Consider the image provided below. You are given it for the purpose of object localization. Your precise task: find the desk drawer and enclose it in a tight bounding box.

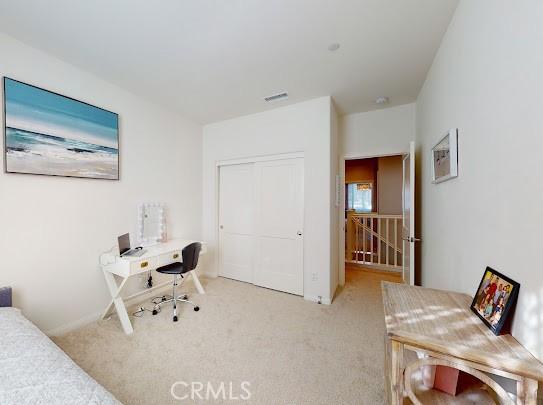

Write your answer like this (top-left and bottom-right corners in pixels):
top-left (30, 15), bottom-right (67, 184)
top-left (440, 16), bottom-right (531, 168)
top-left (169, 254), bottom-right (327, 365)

top-left (130, 257), bottom-right (158, 274)
top-left (158, 251), bottom-right (182, 266)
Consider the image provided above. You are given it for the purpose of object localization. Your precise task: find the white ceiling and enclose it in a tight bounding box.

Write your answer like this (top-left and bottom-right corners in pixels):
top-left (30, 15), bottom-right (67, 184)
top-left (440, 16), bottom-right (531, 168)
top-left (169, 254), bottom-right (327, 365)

top-left (0, 0), bottom-right (458, 124)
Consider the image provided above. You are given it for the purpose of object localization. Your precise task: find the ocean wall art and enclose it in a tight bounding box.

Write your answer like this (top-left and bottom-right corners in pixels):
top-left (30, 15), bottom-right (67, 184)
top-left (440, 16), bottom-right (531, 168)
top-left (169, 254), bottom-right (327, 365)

top-left (3, 77), bottom-right (119, 180)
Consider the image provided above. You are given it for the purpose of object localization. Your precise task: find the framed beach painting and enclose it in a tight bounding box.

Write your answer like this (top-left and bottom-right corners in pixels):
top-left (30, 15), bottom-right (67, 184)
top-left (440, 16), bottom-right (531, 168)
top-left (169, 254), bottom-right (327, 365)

top-left (3, 77), bottom-right (119, 180)
top-left (431, 128), bottom-right (458, 184)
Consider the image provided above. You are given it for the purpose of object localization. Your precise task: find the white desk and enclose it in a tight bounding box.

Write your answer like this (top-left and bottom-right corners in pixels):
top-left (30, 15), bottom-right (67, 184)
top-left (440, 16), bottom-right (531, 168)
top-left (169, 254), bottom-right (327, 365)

top-left (100, 239), bottom-right (206, 334)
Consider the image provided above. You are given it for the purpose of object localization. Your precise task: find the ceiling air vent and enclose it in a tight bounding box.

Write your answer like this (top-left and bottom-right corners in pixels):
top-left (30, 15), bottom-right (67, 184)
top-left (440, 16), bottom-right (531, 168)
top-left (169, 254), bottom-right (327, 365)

top-left (264, 92), bottom-right (289, 103)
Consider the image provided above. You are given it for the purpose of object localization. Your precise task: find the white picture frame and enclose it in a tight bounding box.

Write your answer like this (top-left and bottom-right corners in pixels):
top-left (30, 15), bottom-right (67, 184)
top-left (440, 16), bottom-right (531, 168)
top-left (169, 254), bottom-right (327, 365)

top-left (431, 128), bottom-right (458, 184)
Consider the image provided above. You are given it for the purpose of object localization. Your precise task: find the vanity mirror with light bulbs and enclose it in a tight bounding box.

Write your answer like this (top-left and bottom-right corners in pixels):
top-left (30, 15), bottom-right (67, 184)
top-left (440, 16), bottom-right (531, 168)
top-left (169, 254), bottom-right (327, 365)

top-left (138, 203), bottom-right (166, 246)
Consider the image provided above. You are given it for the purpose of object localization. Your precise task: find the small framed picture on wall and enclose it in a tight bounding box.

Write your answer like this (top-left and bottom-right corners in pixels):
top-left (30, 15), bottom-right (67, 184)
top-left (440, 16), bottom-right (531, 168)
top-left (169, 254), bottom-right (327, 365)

top-left (470, 267), bottom-right (520, 335)
top-left (431, 128), bottom-right (458, 183)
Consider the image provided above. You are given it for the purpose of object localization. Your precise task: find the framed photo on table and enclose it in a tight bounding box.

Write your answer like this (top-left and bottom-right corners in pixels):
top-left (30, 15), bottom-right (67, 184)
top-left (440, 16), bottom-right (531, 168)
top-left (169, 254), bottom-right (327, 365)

top-left (470, 267), bottom-right (520, 335)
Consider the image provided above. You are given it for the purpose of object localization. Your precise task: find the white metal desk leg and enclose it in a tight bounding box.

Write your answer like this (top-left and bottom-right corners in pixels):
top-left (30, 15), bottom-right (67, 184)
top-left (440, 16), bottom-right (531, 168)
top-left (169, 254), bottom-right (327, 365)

top-left (190, 270), bottom-right (205, 294)
top-left (102, 270), bottom-right (133, 335)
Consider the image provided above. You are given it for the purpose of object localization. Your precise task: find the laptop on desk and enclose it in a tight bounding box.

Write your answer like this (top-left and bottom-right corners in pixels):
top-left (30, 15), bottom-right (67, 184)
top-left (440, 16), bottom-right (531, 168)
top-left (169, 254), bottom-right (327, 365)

top-left (118, 233), bottom-right (146, 257)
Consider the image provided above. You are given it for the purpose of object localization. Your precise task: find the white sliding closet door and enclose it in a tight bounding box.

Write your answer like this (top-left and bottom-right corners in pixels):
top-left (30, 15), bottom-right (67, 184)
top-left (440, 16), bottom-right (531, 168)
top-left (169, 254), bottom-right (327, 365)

top-left (218, 157), bottom-right (304, 295)
top-left (218, 163), bottom-right (255, 283)
top-left (254, 158), bottom-right (304, 295)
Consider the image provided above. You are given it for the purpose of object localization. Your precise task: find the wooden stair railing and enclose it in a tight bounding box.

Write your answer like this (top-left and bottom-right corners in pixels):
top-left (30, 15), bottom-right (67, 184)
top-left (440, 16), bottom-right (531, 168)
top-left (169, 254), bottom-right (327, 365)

top-left (353, 217), bottom-right (402, 254)
top-left (346, 211), bottom-right (403, 270)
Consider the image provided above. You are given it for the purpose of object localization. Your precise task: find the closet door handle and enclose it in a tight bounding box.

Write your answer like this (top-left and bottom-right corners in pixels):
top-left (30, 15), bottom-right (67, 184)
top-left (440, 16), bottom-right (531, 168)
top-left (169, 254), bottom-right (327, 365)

top-left (297, 231), bottom-right (303, 236)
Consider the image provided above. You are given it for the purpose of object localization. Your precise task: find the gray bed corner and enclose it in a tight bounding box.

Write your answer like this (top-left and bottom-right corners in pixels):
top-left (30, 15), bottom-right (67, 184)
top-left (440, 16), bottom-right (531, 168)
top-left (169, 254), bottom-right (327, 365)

top-left (0, 286), bottom-right (12, 307)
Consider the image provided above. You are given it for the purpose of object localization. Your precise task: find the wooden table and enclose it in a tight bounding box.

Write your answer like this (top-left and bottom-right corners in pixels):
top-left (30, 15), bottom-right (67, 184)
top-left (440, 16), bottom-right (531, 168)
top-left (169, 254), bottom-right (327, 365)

top-left (382, 282), bottom-right (543, 404)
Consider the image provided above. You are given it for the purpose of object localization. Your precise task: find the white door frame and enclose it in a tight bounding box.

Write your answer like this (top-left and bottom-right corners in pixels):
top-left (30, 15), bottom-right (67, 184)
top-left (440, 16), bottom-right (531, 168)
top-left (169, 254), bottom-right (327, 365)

top-left (338, 151), bottom-right (408, 286)
top-left (402, 141), bottom-right (416, 285)
top-left (215, 151), bottom-right (305, 286)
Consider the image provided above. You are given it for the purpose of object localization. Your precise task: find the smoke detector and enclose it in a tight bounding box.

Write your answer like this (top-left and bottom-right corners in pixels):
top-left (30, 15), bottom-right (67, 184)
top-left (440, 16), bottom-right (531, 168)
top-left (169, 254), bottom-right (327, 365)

top-left (264, 92), bottom-right (289, 103)
top-left (375, 96), bottom-right (389, 105)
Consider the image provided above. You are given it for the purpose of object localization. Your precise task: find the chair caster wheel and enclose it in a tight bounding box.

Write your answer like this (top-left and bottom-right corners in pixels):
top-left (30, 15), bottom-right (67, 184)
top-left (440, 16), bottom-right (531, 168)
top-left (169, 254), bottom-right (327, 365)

top-left (173, 316), bottom-right (178, 322)
top-left (194, 306), bottom-right (200, 312)
top-left (182, 295), bottom-right (188, 300)
top-left (152, 310), bottom-right (158, 315)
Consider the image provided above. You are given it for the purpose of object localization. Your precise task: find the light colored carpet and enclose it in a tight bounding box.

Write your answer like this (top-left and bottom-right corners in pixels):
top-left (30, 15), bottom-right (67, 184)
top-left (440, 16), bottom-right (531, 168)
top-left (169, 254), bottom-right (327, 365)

top-left (53, 267), bottom-right (401, 405)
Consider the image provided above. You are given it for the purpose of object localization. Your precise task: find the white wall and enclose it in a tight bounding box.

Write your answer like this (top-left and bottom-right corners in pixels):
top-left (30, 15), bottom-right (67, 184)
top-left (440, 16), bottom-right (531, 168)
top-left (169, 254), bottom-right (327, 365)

top-left (341, 103), bottom-right (415, 158)
top-left (202, 97), bottom-right (335, 303)
top-left (416, 0), bottom-right (543, 361)
top-left (0, 34), bottom-right (202, 334)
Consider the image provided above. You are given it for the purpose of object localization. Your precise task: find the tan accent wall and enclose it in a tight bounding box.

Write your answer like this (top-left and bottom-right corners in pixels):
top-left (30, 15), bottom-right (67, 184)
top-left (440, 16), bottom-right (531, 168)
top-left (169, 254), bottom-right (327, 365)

top-left (377, 155), bottom-right (403, 215)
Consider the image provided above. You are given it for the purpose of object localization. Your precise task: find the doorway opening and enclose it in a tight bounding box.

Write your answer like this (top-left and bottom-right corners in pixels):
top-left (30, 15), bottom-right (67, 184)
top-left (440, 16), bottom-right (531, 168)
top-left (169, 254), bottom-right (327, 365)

top-left (344, 155), bottom-right (404, 276)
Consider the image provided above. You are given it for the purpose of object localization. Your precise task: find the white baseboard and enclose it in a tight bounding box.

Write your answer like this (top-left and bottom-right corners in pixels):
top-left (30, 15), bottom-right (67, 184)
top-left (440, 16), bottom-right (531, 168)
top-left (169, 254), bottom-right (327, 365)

top-left (199, 269), bottom-right (218, 278)
top-left (47, 282), bottom-right (331, 335)
top-left (304, 294), bottom-right (332, 305)
top-left (45, 282), bottom-right (175, 337)
top-left (346, 261), bottom-right (402, 274)
top-left (46, 310), bottom-right (102, 337)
